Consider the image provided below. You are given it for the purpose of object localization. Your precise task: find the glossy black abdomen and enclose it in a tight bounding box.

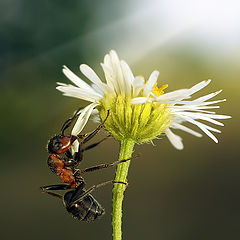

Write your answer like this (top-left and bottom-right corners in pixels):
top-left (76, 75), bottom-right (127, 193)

top-left (64, 190), bottom-right (105, 222)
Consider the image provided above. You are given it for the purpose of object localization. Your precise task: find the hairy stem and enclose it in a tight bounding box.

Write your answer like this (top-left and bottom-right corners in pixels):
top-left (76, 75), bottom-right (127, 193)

top-left (112, 139), bottom-right (135, 240)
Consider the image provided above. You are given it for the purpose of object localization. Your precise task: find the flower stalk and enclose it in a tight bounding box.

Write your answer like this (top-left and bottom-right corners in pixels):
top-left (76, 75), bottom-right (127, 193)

top-left (112, 138), bottom-right (135, 240)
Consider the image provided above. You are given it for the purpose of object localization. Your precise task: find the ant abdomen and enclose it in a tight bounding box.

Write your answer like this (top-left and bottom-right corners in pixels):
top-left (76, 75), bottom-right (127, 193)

top-left (64, 190), bottom-right (105, 222)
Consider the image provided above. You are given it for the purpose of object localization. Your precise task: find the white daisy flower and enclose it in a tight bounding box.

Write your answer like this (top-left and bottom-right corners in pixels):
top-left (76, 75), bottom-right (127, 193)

top-left (57, 50), bottom-right (231, 150)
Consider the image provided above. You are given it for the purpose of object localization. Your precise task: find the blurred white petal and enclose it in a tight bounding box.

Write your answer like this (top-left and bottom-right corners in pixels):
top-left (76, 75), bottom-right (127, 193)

top-left (72, 103), bottom-right (99, 136)
top-left (165, 128), bottom-right (184, 150)
top-left (62, 66), bottom-right (93, 92)
top-left (143, 71), bottom-right (159, 96)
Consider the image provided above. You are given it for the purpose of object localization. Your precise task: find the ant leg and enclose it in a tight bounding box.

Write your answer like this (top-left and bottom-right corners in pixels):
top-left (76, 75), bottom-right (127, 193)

top-left (70, 180), bottom-right (127, 205)
top-left (40, 184), bottom-right (71, 199)
top-left (72, 146), bottom-right (84, 165)
top-left (78, 110), bottom-right (110, 144)
top-left (65, 149), bottom-right (73, 159)
top-left (81, 135), bottom-right (111, 152)
top-left (75, 154), bottom-right (140, 175)
top-left (71, 134), bottom-right (111, 166)
top-left (67, 134), bottom-right (111, 167)
top-left (63, 141), bottom-right (84, 168)
top-left (62, 149), bottom-right (79, 167)
top-left (61, 107), bottom-right (82, 134)
top-left (41, 191), bottom-right (62, 199)
top-left (40, 184), bottom-right (72, 191)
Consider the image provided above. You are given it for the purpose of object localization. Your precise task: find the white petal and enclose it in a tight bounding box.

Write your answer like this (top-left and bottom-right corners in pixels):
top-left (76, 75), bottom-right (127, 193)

top-left (80, 64), bottom-right (112, 94)
top-left (175, 112), bottom-right (225, 126)
top-left (143, 71), bottom-right (159, 96)
top-left (91, 109), bottom-right (101, 123)
top-left (196, 125), bottom-right (218, 143)
top-left (56, 85), bottom-right (102, 102)
top-left (165, 128), bottom-right (184, 150)
top-left (72, 103), bottom-right (99, 136)
top-left (91, 83), bottom-right (104, 95)
top-left (132, 76), bottom-right (145, 96)
top-left (62, 66), bottom-right (93, 91)
top-left (71, 140), bottom-right (79, 154)
top-left (156, 89), bottom-right (190, 102)
top-left (101, 63), bottom-right (119, 94)
top-left (131, 97), bottom-right (151, 104)
top-left (191, 90), bottom-right (222, 103)
top-left (101, 54), bottom-right (120, 93)
top-left (188, 79), bottom-right (211, 95)
top-left (175, 114), bottom-right (220, 142)
top-left (172, 108), bottom-right (217, 114)
top-left (157, 80), bottom-right (211, 103)
top-left (176, 111), bottom-right (231, 126)
top-left (56, 82), bottom-right (72, 87)
top-left (171, 123), bottom-right (203, 137)
top-left (103, 52), bottom-right (115, 70)
top-left (102, 54), bottom-right (116, 90)
top-left (175, 114), bottom-right (221, 133)
top-left (194, 112), bottom-right (231, 119)
top-left (175, 99), bottom-right (226, 106)
top-left (120, 60), bottom-right (133, 96)
top-left (189, 110), bottom-right (216, 114)
top-left (110, 50), bottom-right (125, 95)
top-left (171, 105), bottom-right (220, 111)
top-left (133, 76), bottom-right (145, 87)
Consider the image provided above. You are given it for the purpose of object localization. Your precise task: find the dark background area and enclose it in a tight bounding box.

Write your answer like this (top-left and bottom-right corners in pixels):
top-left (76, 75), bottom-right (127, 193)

top-left (0, 1), bottom-right (239, 239)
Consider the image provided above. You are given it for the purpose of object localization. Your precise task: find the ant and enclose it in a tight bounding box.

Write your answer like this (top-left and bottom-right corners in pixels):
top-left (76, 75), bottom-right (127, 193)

top-left (46, 108), bottom-right (110, 188)
top-left (41, 108), bottom-right (138, 221)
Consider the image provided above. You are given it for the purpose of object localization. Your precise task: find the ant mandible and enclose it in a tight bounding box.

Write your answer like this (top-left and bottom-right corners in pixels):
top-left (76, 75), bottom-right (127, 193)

top-left (46, 108), bottom-right (110, 188)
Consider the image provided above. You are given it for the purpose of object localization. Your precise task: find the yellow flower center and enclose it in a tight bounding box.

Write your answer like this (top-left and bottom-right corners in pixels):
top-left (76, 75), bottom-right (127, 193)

top-left (98, 90), bottom-right (172, 143)
top-left (152, 84), bottom-right (168, 97)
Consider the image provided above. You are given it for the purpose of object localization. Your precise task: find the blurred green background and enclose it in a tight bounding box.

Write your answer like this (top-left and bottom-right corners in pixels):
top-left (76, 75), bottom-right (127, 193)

top-left (1, 0), bottom-right (239, 239)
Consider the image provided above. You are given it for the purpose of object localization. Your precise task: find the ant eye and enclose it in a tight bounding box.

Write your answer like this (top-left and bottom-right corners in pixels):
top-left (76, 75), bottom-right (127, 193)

top-left (48, 136), bottom-right (63, 153)
top-left (54, 141), bottom-right (62, 149)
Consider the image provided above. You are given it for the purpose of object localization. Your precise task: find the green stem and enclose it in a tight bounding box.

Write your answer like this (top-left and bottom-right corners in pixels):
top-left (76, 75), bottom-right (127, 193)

top-left (112, 138), bottom-right (135, 240)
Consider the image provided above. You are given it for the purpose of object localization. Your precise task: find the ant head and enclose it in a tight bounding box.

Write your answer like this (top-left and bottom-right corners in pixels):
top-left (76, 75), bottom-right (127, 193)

top-left (47, 135), bottom-right (77, 154)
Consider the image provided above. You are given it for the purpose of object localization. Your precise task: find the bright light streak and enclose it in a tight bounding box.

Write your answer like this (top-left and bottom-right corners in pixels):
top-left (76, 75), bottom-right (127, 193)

top-left (10, 0), bottom-right (240, 72)
top-left (153, 0), bottom-right (240, 44)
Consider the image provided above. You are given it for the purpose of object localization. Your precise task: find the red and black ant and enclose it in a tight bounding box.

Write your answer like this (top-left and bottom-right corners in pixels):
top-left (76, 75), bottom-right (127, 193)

top-left (41, 108), bottom-right (137, 221)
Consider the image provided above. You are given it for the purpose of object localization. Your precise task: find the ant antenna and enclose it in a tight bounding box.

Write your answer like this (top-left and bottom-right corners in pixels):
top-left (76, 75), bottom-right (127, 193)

top-left (61, 107), bottom-right (83, 135)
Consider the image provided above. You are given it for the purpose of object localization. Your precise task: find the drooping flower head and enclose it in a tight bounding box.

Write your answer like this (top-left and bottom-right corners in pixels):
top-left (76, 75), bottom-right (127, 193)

top-left (57, 50), bottom-right (231, 149)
